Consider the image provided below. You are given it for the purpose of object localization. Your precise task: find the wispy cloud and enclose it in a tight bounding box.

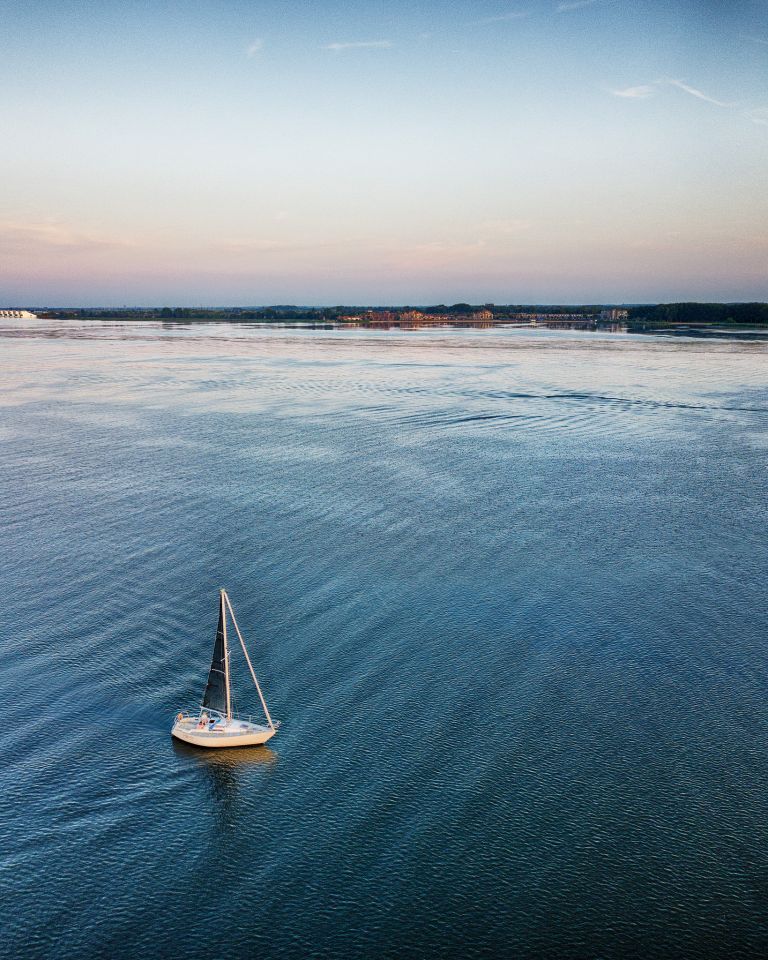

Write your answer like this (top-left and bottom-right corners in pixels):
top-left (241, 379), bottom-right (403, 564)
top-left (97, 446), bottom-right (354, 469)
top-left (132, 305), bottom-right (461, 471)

top-left (324, 40), bottom-right (392, 52)
top-left (610, 77), bottom-right (768, 129)
top-left (0, 221), bottom-right (130, 255)
top-left (479, 218), bottom-right (532, 235)
top-left (214, 238), bottom-right (302, 253)
top-left (406, 240), bottom-right (488, 262)
top-left (667, 79), bottom-right (735, 108)
top-left (611, 84), bottom-right (657, 99)
top-left (246, 38), bottom-right (264, 57)
top-left (474, 11), bottom-right (528, 24)
top-left (611, 78), bottom-right (738, 109)
top-left (557, 0), bottom-right (598, 11)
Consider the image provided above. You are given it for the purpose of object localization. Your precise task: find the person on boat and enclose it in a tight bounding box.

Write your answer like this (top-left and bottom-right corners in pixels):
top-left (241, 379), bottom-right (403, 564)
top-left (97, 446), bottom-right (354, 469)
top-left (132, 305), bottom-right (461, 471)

top-left (197, 712), bottom-right (208, 730)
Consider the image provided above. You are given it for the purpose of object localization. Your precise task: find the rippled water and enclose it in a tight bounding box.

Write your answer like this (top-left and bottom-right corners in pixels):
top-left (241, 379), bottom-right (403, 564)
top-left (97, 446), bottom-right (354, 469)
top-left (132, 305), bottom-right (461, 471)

top-left (1, 320), bottom-right (768, 959)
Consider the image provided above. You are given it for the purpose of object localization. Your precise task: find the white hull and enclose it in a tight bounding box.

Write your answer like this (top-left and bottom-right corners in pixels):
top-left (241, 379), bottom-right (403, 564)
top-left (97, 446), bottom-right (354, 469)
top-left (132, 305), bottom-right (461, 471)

top-left (172, 717), bottom-right (276, 749)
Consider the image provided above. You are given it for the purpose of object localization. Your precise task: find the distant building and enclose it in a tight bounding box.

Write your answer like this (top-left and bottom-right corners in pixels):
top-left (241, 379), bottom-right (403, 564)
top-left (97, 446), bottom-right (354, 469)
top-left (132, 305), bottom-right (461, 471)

top-left (600, 308), bottom-right (629, 321)
top-left (0, 309), bottom-right (37, 318)
top-left (399, 310), bottom-right (426, 325)
top-left (357, 311), bottom-right (397, 326)
top-left (471, 309), bottom-right (494, 322)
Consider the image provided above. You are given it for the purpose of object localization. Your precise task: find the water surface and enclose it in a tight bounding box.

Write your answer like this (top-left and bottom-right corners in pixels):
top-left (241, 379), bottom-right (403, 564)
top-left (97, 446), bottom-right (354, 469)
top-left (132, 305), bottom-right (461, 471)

top-left (1, 321), bottom-right (767, 959)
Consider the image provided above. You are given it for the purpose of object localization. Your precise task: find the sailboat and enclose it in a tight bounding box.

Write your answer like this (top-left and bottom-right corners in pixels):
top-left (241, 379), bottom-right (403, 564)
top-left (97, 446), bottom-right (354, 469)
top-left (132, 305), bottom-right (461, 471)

top-left (171, 589), bottom-right (279, 748)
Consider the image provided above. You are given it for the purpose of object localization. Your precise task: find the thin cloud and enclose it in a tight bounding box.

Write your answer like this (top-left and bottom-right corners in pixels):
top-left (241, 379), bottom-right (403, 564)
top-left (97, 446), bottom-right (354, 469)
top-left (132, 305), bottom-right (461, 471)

top-left (479, 218), bottom-right (532, 235)
top-left (667, 79), bottom-right (735, 108)
top-left (0, 221), bottom-right (130, 254)
top-left (557, 0), bottom-right (598, 11)
top-left (215, 238), bottom-right (303, 253)
top-left (611, 84), bottom-right (657, 99)
top-left (474, 12), bottom-right (528, 24)
top-left (324, 40), bottom-right (392, 51)
top-left (611, 78), bottom-right (737, 109)
top-left (246, 38), bottom-right (264, 57)
top-left (611, 77), bottom-right (767, 129)
top-left (407, 240), bottom-right (487, 260)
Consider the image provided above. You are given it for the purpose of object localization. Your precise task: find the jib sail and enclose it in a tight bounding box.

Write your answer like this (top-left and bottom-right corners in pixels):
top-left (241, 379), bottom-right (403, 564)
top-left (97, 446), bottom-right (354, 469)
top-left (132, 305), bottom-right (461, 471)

top-left (201, 593), bottom-right (229, 716)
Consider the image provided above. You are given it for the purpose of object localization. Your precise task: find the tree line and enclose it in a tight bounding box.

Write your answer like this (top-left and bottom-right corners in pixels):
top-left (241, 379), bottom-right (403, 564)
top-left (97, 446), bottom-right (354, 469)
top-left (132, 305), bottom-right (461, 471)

top-left (627, 302), bottom-right (768, 326)
top-left (41, 302), bottom-right (768, 325)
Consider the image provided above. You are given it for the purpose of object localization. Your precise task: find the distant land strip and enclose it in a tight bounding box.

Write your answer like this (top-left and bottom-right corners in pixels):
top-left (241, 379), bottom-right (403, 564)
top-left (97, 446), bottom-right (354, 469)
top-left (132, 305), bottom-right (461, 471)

top-left (10, 302), bottom-right (768, 331)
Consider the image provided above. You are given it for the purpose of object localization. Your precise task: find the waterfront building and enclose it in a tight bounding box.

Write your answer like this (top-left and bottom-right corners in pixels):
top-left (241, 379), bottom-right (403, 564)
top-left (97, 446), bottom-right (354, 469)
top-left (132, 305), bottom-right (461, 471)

top-left (0, 309), bottom-right (37, 318)
top-left (399, 310), bottom-right (426, 326)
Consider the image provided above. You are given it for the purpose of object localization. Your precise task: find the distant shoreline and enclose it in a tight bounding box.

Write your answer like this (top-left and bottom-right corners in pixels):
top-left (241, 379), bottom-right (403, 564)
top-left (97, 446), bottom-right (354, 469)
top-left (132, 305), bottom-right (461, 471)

top-left (15, 301), bottom-right (768, 332)
top-left (9, 314), bottom-right (768, 341)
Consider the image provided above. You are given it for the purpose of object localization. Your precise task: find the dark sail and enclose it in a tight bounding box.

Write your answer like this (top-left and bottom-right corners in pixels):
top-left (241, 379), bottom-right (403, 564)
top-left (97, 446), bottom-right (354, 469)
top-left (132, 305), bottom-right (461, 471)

top-left (202, 596), bottom-right (228, 715)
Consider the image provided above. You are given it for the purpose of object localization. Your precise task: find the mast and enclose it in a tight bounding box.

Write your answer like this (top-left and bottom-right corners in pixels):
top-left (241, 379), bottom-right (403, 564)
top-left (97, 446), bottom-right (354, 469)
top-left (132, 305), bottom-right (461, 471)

top-left (221, 588), bottom-right (232, 721)
top-left (224, 591), bottom-right (275, 731)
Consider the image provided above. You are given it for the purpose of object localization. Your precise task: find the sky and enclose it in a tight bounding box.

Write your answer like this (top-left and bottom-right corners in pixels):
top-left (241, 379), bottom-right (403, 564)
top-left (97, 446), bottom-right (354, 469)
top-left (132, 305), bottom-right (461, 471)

top-left (1, 0), bottom-right (767, 306)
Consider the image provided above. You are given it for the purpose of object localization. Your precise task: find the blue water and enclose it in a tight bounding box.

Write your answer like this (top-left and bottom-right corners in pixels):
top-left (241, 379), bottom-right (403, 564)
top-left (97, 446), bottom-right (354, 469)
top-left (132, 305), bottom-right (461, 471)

top-left (1, 320), bottom-right (768, 959)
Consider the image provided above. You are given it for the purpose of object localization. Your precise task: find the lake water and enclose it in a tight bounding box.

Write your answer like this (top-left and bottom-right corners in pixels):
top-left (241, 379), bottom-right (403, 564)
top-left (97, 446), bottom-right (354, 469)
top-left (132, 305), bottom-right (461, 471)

top-left (1, 320), bottom-right (768, 959)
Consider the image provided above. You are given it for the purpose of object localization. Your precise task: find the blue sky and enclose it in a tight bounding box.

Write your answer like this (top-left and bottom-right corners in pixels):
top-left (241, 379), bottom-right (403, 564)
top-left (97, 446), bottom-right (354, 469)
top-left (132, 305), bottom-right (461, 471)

top-left (1, 0), bottom-right (766, 305)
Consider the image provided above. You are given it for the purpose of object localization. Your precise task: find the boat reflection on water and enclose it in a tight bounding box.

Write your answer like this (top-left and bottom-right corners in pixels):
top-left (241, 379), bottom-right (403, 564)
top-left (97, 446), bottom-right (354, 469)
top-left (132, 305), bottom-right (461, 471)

top-left (172, 738), bottom-right (278, 769)
top-left (172, 739), bottom-right (278, 821)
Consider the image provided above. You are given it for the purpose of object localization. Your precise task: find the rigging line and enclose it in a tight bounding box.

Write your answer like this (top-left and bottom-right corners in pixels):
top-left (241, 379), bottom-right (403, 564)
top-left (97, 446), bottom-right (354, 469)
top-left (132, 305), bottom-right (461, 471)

top-left (224, 591), bottom-right (275, 730)
top-left (229, 639), bottom-right (242, 719)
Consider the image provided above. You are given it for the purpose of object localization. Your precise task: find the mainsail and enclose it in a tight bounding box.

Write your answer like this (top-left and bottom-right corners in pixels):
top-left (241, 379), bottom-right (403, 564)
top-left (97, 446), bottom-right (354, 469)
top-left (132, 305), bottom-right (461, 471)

top-left (201, 594), bottom-right (229, 716)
